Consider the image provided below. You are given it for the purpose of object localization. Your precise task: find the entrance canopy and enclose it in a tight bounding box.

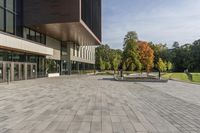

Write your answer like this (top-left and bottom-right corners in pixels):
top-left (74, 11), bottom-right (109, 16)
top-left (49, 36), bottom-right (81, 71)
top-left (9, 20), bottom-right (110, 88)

top-left (30, 21), bottom-right (101, 46)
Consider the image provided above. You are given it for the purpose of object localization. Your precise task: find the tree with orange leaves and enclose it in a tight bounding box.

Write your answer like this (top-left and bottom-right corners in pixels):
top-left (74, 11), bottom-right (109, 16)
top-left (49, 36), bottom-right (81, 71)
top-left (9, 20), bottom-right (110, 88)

top-left (138, 41), bottom-right (154, 73)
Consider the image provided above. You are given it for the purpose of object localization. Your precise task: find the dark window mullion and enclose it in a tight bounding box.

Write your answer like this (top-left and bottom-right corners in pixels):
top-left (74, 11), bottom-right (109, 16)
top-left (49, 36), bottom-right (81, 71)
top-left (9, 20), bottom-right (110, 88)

top-left (3, 0), bottom-right (6, 32)
top-left (13, 0), bottom-right (16, 34)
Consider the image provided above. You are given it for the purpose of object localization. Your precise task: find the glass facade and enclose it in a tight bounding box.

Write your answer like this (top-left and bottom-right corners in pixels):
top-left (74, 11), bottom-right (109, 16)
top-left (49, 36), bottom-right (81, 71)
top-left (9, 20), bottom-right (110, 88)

top-left (0, 0), bottom-right (45, 45)
top-left (0, 0), bottom-right (16, 34)
top-left (46, 59), bottom-right (60, 74)
top-left (6, 0), bottom-right (14, 11)
top-left (0, 49), bottom-right (46, 78)
top-left (0, 1), bottom-right (97, 82)
top-left (0, 7), bottom-right (4, 31)
top-left (23, 27), bottom-right (46, 45)
top-left (81, 0), bottom-right (101, 40)
top-left (71, 61), bottom-right (94, 74)
top-left (6, 11), bottom-right (14, 33)
top-left (0, 0), bottom-right (4, 6)
top-left (61, 44), bottom-right (68, 56)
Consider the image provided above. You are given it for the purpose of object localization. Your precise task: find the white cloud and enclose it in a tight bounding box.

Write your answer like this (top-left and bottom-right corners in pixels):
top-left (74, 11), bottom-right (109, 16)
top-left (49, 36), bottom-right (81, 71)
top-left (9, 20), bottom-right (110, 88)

top-left (103, 0), bottom-right (200, 49)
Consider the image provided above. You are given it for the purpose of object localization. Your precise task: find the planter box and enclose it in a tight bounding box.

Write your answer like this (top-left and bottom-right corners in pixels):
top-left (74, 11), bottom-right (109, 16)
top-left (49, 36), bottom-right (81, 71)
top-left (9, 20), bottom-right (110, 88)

top-left (48, 73), bottom-right (60, 78)
top-left (114, 76), bottom-right (168, 83)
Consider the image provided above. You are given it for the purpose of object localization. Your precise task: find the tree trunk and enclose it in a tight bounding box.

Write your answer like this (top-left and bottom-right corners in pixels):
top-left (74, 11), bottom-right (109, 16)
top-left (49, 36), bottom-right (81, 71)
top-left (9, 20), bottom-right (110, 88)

top-left (159, 71), bottom-right (161, 79)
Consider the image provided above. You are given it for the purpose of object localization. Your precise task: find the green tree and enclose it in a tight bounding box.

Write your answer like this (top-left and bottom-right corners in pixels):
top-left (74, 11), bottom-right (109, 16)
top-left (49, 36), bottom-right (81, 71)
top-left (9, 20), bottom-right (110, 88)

top-left (171, 44), bottom-right (192, 72)
top-left (95, 44), bottom-right (122, 71)
top-left (95, 44), bottom-right (110, 70)
top-left (112, 56), bottom-right (121, 74)
top-left (157, 58), bottom-right (167, 72)
top-left (173, 41), bottom-right (180, 49)
top-left (105, 62), bottom-right (111, 70)
top-left (122, 63), bottom-right (127, 71)
top-left (122, 34), bottom-right (141, 71)
top-left (167, 61), bottom-right (173, 72)
top-left (149, 42), bottom-right (171, 67)
top-left (191, 40), bottom-right (200, 71)
top-left (157, 58), bottom-right (167, 79)
top-left (123, 31), bottom-right (138, 49)
top-left (99, 57), bottom-right (105, 71)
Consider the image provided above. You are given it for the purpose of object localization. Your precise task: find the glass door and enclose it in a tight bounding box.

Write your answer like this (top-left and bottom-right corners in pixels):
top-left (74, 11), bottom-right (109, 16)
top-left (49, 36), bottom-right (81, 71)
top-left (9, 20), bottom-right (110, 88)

top-left (0, 63), bottom-right (3, 83)
top-left (20, 64), bottom-right (25, 80)
top-left (61, 61), bottom-right (68, 75)
top-left (32, 64), bottom-right (36, 78)
top-left (27, 64), bottom-right (31, 79)
top-left (4, 63), bottom-right (11, 82)
top-left (14, 63), bottom-right (19, 81)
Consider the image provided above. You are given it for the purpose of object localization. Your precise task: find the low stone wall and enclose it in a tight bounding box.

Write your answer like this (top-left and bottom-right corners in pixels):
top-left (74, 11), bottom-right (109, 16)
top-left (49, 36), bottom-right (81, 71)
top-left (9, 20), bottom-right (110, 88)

top-left (48, 73), bottom-right (60, 78)
top-left (114, 76), bottom-right (168, 83)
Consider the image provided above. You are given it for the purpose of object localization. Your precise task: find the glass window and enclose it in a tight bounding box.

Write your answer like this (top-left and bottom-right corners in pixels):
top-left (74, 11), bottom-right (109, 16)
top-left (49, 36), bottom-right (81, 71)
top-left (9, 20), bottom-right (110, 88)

top-left (46, 59), bottom-right (60, 73)
top-left (61, 44), bottom-right (68, 56)
top-left (23, 27), bottom-right (29, 39)
top-left (0, 50), bottom-right (3, 61)
top-left (41, 34), bottom-right (46, 44)
top-left (27, 55), bottom-right (37, 63)
top-left (29, 30), bottom-right (35, 41)
top-left (35, 32), bottom-right (40, 43)
top-left (6, 11), bottom-right (14, 33)
top-left (0, 0), bottom-right (4, 7)
top-left (73, 44), bottom-right (76, 56)
top-left (0, 8), bottom-right (4, 31)
top-left (6, 0), bottom-right (14, 11)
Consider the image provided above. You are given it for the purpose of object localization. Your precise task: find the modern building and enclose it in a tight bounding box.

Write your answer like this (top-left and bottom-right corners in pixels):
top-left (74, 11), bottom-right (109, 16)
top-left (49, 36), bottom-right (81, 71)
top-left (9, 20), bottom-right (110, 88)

top-left (0, 0), bottom-right (101, 82)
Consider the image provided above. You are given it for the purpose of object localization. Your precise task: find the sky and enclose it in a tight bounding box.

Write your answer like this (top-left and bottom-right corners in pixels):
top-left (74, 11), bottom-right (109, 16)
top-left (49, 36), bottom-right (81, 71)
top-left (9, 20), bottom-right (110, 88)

top-left (102, 0), bottom-right (200, 49)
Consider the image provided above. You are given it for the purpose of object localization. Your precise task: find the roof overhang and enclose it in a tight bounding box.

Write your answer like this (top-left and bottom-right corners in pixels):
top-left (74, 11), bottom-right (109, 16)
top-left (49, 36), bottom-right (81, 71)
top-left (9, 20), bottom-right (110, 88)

top-left (31, 21), bottom-right (102, 46)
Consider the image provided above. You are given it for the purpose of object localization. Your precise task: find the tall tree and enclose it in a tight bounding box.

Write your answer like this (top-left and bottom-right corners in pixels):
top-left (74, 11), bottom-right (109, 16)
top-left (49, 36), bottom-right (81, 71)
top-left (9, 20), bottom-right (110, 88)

top-left (171, 44), bottom-right (191, 72)
top-left (138, 41), bottom-right (154, 73)
top-left (123, 31), bottom-right (138, 49)
top-left (95, 44), bottom-right (122, 71)
top-left (173, 41), bottom-right (180, 48)
top-left (112, 55), bottom-right (121, 74)
top-left (149, 43), bottom-right (170, 66)
top-left (99, 57), bottom-right (105, 71)
top-left (167, 61), bottom-right (173, 72)
top-left (157, 58), bottom-right (167, 72)
top-left (190, 40), bottom-right (200, 71)
top-left (123, 40), bottom-right (141, 71)
top-left (105, 62), bottom-right (111, 70)
top-left (95, 44), bottom-right (110, 70)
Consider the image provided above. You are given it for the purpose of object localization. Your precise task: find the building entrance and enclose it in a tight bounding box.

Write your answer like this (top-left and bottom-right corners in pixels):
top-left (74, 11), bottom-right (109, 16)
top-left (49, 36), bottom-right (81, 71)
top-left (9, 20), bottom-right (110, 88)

top-left (0, 61), bottom-right (37, 83)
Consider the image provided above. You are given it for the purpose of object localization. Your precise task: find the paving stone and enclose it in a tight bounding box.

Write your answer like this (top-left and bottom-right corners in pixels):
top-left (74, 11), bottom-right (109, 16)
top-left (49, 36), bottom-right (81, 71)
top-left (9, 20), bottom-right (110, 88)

top-left (0, 75), bottom-right (200, 133)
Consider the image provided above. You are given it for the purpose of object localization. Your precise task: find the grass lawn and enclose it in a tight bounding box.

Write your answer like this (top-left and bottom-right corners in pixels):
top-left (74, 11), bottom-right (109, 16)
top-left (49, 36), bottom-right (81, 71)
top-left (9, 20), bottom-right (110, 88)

top-left (162, 73), bottom-right (200, 83)
top-left (162, 73), bottom-right (191, 82)
top-left (191, 73), bottom-right (200, 82)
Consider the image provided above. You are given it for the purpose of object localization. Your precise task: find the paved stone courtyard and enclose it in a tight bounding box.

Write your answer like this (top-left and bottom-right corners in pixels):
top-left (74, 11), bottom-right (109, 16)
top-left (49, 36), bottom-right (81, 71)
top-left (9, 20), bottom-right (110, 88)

top-left (0, 76), bottom-right (200, 133)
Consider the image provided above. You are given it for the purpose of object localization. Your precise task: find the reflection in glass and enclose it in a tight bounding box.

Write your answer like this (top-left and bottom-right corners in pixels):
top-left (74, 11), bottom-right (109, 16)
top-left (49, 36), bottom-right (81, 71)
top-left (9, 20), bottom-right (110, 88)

top-left (6, 0), bottom-right (14, 11)
top-left (0, 8), bottom-right (4, 31)
top-left (20, 64), bottom-right (25, 80)
top-left (0, 63), bottom-right (3, 82)
top-left (14, 64), bottom-right (19, 81)
top-left (32, 64), bottom-right (36, 78)
top-left (27, 64), bottom-right (31, 79)
top-left (0, 0), bottom-right (4, 7)
top-left (6, 11), bottom-right (14, 33)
